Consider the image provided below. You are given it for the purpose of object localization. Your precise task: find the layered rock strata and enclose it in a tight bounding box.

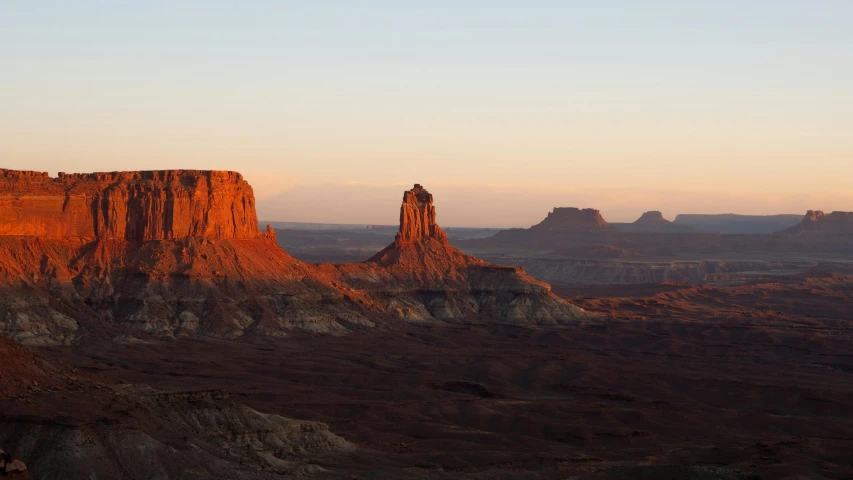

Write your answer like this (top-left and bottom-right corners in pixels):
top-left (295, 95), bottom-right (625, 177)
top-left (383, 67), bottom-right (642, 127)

top-left (0, 169), bottom-right (259, 240)
top-left (394, 183), bottom-right (448, 244)
top-left (0, 172), bottom-right (585, 344)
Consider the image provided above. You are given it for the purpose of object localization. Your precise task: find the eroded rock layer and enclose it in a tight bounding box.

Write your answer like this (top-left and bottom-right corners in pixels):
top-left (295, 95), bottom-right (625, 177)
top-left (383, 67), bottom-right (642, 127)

top-left (0, 169), bottom-right (260, 240)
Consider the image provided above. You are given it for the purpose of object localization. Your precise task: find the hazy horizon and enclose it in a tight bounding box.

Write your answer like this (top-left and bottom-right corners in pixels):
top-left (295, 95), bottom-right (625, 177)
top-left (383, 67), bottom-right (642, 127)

top-left (2, 1), bottom-right (851, 226)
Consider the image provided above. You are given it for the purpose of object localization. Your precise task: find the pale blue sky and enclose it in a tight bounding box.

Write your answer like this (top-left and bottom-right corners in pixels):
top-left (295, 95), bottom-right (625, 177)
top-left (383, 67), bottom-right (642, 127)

top-left (2, 1), bottom-right (851, 225)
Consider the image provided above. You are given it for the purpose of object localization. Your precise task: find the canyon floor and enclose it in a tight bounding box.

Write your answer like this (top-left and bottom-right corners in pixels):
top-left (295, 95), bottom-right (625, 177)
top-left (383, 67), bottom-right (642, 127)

top-left (15, 271), bottom-right (850, 479)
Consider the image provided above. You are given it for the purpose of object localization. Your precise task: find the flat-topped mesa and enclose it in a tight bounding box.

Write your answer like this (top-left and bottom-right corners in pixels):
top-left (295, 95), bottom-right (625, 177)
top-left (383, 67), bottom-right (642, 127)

top-left (0, 169), bottom-right (261, 240)
top-left (782, 210), bottom-right (853, 234)
top-left (634, 210), bottom-right (671, 225)
top-left (531, 207), bottom-right (614, 231)
top-left (395, 184), bottom-right (448, 244)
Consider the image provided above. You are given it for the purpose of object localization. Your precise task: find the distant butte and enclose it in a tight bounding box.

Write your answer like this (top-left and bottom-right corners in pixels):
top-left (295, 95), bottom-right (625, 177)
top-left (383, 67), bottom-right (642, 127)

top-left (633, 210), bottom-right (671, 225)
top-left (530, 207), bottom-right (614, 231)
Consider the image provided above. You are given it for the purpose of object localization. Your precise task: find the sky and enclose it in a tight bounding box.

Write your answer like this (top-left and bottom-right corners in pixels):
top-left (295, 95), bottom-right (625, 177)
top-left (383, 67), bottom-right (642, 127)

top-left (1, 1), bottom-right (852, 226)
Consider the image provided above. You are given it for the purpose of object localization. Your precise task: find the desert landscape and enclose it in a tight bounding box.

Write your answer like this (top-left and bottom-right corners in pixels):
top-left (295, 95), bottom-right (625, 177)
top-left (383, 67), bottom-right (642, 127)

top-left (1, 168), bottom-right (852, 479)
top-left (3, 3), bottom-right (853, 479)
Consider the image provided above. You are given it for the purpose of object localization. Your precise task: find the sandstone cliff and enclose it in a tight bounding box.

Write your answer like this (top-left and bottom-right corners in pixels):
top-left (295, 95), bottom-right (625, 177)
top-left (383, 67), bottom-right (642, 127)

top-left (394, 183), bottom-right (448, 244)
top-left (0, 169), bottom-right (378, 343)
top-left (0, 169), bottom-right (260, 240)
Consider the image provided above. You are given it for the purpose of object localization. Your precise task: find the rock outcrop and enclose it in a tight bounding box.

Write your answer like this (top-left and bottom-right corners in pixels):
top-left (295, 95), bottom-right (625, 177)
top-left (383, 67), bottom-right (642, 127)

top-left (349, 185), bottom-right (587, 324)
top-left (634, 210), bottom-right (670, 225)
top-left (0, 335), bottom-right (353, 479)
top-left (0, 169), bottom-right (260, 240)
top-left (530, 207), bottom-right (614, 231)
top-left (0, 448), bottom-right (29, 479)
top-left (394, 183), bottom-right (448, 244)
top-left (0, 169), bottom-right (378, 343)
top-left (781, 210), bottom-right (853, 234)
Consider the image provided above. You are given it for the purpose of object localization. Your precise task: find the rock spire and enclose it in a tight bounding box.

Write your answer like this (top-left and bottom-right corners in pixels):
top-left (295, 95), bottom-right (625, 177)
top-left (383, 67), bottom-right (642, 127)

top-left (394, 184), bottom-right (448, 244)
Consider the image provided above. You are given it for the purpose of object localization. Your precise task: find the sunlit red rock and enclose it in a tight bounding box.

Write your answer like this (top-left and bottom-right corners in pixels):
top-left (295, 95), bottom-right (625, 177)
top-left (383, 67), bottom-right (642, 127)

top-left (394, 184), bottom-right (449, 244)
top-left (0, 169), bottom-right (260, 240)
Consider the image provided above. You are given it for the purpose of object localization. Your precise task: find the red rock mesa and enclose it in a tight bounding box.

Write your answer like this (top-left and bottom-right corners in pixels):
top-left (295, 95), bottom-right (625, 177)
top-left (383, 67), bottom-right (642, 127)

top-left (0, 169), bottom-right (260, 240)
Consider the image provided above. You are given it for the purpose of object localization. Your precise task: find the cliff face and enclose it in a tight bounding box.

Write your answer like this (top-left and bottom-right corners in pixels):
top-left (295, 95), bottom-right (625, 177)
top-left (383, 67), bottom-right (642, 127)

top-left (531, 207), bottom-right (614, 231)
top-left (0, 169), bottom-right (372, 344)
top-left (0, 169), bottom-right (260, 240)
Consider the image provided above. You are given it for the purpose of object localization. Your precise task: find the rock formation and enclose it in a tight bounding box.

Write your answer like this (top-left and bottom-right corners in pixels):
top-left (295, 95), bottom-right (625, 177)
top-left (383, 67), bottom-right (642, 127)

top-left (610, 211), bottom-right (694, 233)
top-left (530, 207), bottom-right (614, 231)
top-left (0, 334), bottom-right (353, 479)
top-left (461, 206), bottom-right (622, 250)
top-left (781, 210), bottom-right (853, 234)
top-left (394, 183), bottom-right (448, 244)
top-left (348, 185), bottom-right (586, 324)
top-left (0, 448), bottom-right (28, 479)
top-left (0, 172), bottom-right (585, 343)
top-left (0, 169), bottom-right (377, 343)
top-left (633, 210), bottom-right (670, 225)
top-left (0, 169), bottom-right (260, 240)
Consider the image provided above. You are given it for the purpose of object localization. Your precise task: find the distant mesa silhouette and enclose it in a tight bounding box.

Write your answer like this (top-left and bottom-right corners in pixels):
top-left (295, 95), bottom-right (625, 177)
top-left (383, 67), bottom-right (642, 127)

top-left (633, 210), bottom-right (671, 225)
top-left (781, 210), bottom-right (853, 234)
top-left (531, 207), bottom-right (614, 231)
